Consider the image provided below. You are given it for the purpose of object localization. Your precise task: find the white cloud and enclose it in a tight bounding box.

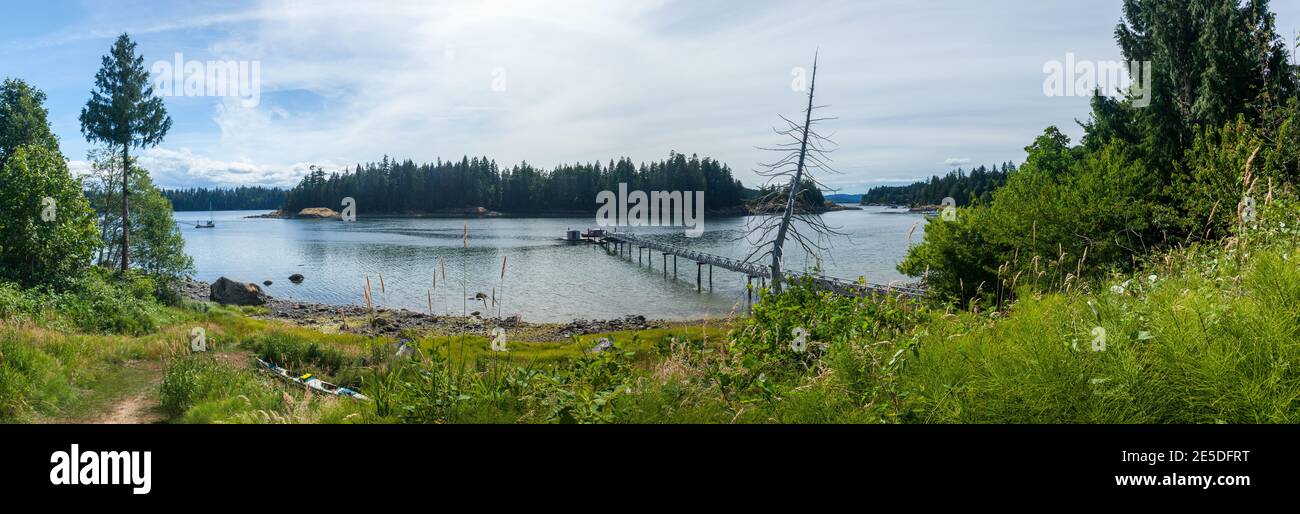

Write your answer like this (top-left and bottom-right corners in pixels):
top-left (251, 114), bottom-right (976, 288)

top-left (45, 0), bottom-right (1276, 190)
top-left (71, 147), bottom-right (332, 189)
top-left (140, 0), bottom-right (1076, 189)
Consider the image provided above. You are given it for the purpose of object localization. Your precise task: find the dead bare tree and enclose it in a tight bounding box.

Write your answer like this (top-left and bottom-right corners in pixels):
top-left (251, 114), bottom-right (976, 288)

top-left (744, 51), bottom-right (844, 293)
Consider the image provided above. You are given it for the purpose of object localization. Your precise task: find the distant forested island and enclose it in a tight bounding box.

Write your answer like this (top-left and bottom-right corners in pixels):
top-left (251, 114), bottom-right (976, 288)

top-left (279, 152), bottom-right (750, 215)
top-left (163, 186), bottom-right (286, 211)
top-left (824, 193), bottom-right (862, 203)
top-left (860, 163), bottom-right (1014, 207)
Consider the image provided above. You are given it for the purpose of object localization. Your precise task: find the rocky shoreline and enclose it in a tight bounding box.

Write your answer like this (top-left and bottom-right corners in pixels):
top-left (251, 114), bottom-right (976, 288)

top-left (178, 279), bottom-right (663, 341)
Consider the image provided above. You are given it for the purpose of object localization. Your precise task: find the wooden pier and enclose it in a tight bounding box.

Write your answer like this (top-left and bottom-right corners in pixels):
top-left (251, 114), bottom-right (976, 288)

top-left (603, 233), bottom-right (925, 300)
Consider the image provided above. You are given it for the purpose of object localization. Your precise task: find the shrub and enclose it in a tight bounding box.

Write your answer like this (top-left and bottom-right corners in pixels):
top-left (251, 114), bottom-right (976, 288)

top-left (0, 145), bottom-right (100, 289)
top-left (52, 270), bottom-right (166, 335)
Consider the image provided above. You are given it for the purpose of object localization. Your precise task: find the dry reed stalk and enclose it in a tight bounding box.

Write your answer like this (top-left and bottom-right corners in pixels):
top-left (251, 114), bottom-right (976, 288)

top-left (1203, 200), bottom-right (1220, 240)
top-left (364, 277), bottom-right (374, 318)
top-left (497, 255), bottom-right (508, 317)
top-left (1076, 246), bottom-right (1088, 278)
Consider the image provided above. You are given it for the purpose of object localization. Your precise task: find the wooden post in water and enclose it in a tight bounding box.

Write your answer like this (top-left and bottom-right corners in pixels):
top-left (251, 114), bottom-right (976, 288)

top-left (662, 253), bottom-right (668, 278)
top-left (709, 264), bottom-right (713, 289)
top-left (673, 255), bottom-right (677, 278)
top-left (696, 262), bottom-right (702, 291)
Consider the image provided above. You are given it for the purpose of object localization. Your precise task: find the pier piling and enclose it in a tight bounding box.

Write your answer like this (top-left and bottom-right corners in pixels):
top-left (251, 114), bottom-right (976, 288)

top-left (601, 233), bottom-right (925, 300)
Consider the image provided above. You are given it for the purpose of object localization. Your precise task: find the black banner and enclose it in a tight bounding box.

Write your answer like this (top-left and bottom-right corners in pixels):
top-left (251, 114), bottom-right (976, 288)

top-left (2, 424), bottom-right (1292, 504)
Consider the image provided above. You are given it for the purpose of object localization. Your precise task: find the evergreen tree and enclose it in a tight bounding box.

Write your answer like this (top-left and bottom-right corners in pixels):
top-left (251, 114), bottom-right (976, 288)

top-left (79, 33), bottom-right (172, 272)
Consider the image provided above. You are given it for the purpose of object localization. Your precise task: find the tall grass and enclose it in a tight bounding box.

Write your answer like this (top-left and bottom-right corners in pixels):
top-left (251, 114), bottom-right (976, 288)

top-left (6, 201), bottom-right (1300, 424)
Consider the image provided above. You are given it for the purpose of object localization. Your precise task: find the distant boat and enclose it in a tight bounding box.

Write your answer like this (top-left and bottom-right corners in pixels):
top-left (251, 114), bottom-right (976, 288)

top-left (195, 202), bottom-right (215, 228)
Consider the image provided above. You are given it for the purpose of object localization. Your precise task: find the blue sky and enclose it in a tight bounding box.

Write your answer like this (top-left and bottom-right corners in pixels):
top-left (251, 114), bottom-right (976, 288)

top-left (3, 0), bottom-right (1298, 192)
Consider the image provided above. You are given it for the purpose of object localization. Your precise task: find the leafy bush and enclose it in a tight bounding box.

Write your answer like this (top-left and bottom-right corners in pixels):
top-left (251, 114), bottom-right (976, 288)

top-left (524, 349), bottom-right (634, 424)
top-left (0, 269), bottom-right (167, 335)
top-left (726, 276), bottom-right (922, 398)
top-left (51, 270), bottom-right (167, 335)
top-left (0, 145), bottom-right (100, 289)
top-left (902, 128), bottom-right (1163, 304)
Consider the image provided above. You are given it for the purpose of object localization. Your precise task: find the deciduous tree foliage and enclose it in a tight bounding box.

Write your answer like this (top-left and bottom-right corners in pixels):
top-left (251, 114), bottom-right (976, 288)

top-left (0, 80), bottom-right (98, 288)
top-left (0, 78), bottom-right (60, 166)
top-left (88, 158), bottom-right (193, 288)
top-left (0, 146), bottom-right (99, 288)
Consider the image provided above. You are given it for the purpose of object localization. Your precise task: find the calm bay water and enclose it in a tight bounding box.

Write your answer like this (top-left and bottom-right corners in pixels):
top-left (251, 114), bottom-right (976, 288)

top-left (174, 207), bottom-right (926, 322)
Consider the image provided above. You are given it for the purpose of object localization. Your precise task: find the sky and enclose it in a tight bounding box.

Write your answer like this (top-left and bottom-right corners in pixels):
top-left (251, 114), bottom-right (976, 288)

top-left (2, 0), bottom-right (1298, 193)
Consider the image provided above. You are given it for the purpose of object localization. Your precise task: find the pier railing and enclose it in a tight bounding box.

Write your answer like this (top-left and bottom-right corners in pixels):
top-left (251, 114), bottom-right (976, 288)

top-left (604, 233), bottom-right (926, 299)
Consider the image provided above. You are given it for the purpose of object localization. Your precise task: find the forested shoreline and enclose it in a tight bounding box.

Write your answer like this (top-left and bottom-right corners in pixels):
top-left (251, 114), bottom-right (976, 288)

top-left (280, 152), bottom-right (750, 215)
top-left (859, 163), bottom-right (1014, 207)
top-left (163, 186), bottom-right (286, 211)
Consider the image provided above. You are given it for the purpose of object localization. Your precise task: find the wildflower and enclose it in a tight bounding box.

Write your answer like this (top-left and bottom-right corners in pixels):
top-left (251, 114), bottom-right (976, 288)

top-left (1147, 274), bottom-right (1157, 284)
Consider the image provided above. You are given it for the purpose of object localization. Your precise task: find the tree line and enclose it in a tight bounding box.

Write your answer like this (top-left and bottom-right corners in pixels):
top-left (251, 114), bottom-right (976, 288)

top-left (163, 186), bottom-right (286, 211)
top-left (1, 33), bottom-right (190, 298)
top-left (902, 0), bottom-right (1300, 305)
top-left (860, 163), bottom-right (1014, 207)
top-left (281, 152), bottom-right (749, 214)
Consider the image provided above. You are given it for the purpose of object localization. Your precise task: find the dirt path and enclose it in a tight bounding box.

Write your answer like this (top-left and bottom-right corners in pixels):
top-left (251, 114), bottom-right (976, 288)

top-left (85, 361), bottom-right (165, 424)
top-left (49, 351), bottom-right (253, 424)
top-left (47, 360), bottom-right (167, 424)
top-left (95, 392), bottom-right (165, 424)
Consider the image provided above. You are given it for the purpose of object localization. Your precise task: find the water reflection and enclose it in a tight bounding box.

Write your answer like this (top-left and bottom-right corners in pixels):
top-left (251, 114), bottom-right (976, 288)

top-left (175, 207), bottom-right (925, 322)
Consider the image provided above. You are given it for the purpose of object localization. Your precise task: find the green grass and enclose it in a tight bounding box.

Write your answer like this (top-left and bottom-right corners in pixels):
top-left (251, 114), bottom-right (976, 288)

top-left (3, 225), bottom-right (1299, 423)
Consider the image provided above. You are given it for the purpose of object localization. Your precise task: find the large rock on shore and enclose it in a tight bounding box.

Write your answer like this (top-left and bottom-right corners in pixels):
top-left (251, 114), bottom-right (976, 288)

top-left (296, 207), bottom-right (340, 219)
top-left (209, 277), bottom-right (268, 306)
